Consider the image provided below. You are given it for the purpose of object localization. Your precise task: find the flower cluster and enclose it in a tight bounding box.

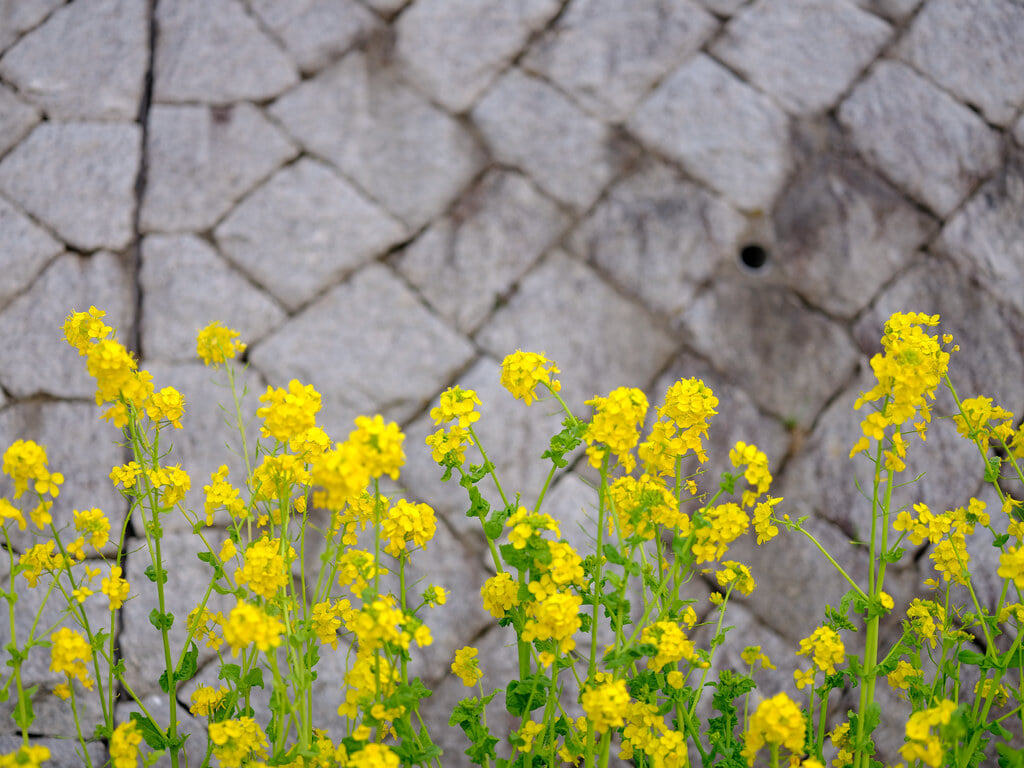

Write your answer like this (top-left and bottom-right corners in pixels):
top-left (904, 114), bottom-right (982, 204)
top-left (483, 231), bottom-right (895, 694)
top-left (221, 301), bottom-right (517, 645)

top-left (499, 350), bottom-right (561, 405)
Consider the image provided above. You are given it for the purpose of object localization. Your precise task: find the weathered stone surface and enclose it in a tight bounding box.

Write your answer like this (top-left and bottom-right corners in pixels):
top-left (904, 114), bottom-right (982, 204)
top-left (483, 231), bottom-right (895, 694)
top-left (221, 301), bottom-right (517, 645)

top-left (0, 735), bottom-right (104, 766)
top-left (0, 122), bottom-right (140, 250)
top-left (0, 252), bottom-right (133, 399)
top-left (400, 356), bottom-right (577, 541)
top-left (0, 0), bottom-right (62, 53)
top-left (0, 82), bottom-right (40, 156)
top-left (897, 0), bottom-right (1024, 127)
top-left (271, 52), bottom-right (483, 229)
top-left (629, 54), bottom-right (790, 212)
top-left (652, 353), bottom-right (791, 475)
top-left (0, 195), bottom-right (62, 308)
top-left (141, 104), bottom-right (297, 233)
top-left (249, 264), bottom-right (476, 431)
top-left (121, 532), bottom-right (235, 695)
top-left (139, 361), bottom-right (265, 530)
top-left (397, 0), bottom-right (561, 113)
top-left (524, 0), bottom-right (715, 122)
top-left (677, 280), bottom-right (859, 426)
top-left (838, 60), bottom-right (1001, 217)
top-left (713, 0), bottom-right (890, 116)
top-left (1016, 113), bottom-right (1024, 147)
top-left (215, 159), bottom-right (405, 311)
top-left (0, 0), bottom-right (147, 121)
top-left (140, 234), bottom-right (287, 361)
top-left (567, 161), bottom-right (746, 316)
top-left (361, 0), bottom-right (409, 14)
top-left (773, 156), bottom-right (935, 318)
top-left (472, 68), bottom-right (625, 211)
top-left (851, 0), bottom-right (921, 21)
top-left (938, 157), bottom-right (1024, 318)
top-left (0, 401), bottom-right (127, 554)
top-left (396, 169), bottom-right (568, 333)
top-left (153, 0), bottom-right (298, 103)
top-left (856, 256), bottom-right (1024, 414)
top-left (697, 0), bottom-right (746, 15)
top-left (476, 251), bottom-right (677, 413)
top-left (250, 0), bottom-right (380, 73)
top-left (0, 559), bottom-right (110, 736)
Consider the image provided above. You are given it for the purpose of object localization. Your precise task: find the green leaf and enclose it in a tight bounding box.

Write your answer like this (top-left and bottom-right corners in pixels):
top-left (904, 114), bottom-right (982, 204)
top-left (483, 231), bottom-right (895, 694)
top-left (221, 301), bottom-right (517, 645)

top-left (505, 675), bottom-right (550, 717)
top-left (244, 667), bottom-right (265, 690)
top-left (148, 609), bottom-right (174, 631)
top-left (994, 534), bottom-right (1010, 548)
top-left (144, 564), bottom-right (168, 585)
top-left (176, 642), bottom-right (198, 683)
top-left (718, 472), bottom-right (736, 495)
top-left (12, 685), bottom-right (36, 730)
top-left (601, 544), bottom-right (627, 566)
top-left (130, 711), bottom-right (168, 750)
top-left (984, 456), bottom-right (1002, 483)
top-left (219, 663), bottom-right (241, 684)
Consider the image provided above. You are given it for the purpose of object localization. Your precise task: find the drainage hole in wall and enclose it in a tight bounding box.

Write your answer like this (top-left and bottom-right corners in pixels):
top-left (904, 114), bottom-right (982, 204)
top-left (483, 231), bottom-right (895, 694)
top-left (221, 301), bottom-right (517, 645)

top-left (739, 244), bottom-right (769, 271)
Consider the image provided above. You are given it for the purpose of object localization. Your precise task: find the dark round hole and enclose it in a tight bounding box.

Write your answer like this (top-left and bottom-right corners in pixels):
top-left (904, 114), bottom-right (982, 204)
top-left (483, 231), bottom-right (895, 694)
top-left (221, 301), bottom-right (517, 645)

top-left (739, 244), bottom-right (769, 271)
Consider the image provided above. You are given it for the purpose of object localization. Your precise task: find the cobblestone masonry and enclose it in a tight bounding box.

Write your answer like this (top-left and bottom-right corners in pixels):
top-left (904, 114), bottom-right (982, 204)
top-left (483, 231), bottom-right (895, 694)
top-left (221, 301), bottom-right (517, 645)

top-left (2, 0), bottom-right (1024, 764)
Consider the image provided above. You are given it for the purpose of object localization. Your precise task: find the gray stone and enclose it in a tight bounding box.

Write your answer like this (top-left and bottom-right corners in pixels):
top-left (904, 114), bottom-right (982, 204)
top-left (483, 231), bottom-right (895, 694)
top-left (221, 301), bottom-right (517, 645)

top-left (854, 256), bottom-right (1024, 427)
top-left (0, 401), bottom-right (128, 555)
top-left (115, 695), bottom-right (206, 768)
top-left (0, 195), bottom-right (62, 309)
top-left (139, 361), bottom-right (265, 532)
top-left (712, 0), bottom-right (891, 116)
top-left (0, 735), bottom-right (104, 766)
top-left (0, 0), bottom-right (62, 53)
top-left (121, 532), bottom-right (235, 695)
top-left (528, 0), bottom-right (704, 123)
top-left (0, 122), bottom-right (140, 250)
top-left (270, 52), bottom-right (483, 229)
top-left (249, 264), bottom-right (476, 432)
top-left (153, 0), bottom-right (298, 103)
top-left (141, 104), bottom-right (297, 233)
top-left (215, 159), bottom-right (406, 311)
top-left (476, 251), bottom-right (677, 413)
top-left (396, 169), bottom-right (568, 333)
top-left (697, 0), bottom-right (746, 15)
top-left (629, 54), bottom-right (791, 212)
top-left (0, 251), bottom-right (133, 399)
top-left (0, 0), bottom-right (147, 121)
top-left (0, 82), bottom-right (40, 157)
top-left (397, 0), bottom-right (560, 113)
top-left (1016, 113), bottom-right (1024, 147)
top-left (567, 161), bottom-right (746, 316)
top-left (250, 0), bottom-right (380, 73)
top-left (897, 0), bottom-right (1024, 127)
top-left (139, 234), bottom-right (287, 361)
top-left (773, 156), bottom-right (935, 319)
top-left (0, 558), bottom-right (111, 737)
top-left (938, 156), bottom-right (1024, 318)
top-left (678, 280), bottom-right (860, 427)
top-left (361, 0), bottom-right (409, 14)
top-left (851, 0), bottom-right (921, 21)
top-left (838, 60), bottom-right (1001, 217)
top-left (400, 356), bottom-right (578, 541)
top-left (525, 0), bottom-right (718, 122)
top-left (473, 68), bottom-right (625, 211)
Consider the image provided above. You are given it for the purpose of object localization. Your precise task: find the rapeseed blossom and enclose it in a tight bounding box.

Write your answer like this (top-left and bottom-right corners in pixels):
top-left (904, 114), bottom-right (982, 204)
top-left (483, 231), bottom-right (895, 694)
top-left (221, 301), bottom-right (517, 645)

top-left (237, 537), bottom-right (293, 600)
top-left (583, 387), bottom-right (648, 473)
top-left (49, 627), bottom-right (93, 690)
top-left (109, 721), bottom-right (142, 768)
top-left (581, 675), bottom-right (630, 733)
top-left (64, 305), bottom-right (111, 354)
top-left (209, 717), bottom-right (268, 768)
top-left (729, 441), bottom-right (772, 508)
top-left (257, 379), bottom-right (322, 442)
top-left (190, 685), bottom-right (229, 717)
top-left (900, 699), bottom-right (956, 768)
top-left (481, 572), bottom-right (520, 618)
top-left (145, 386), bottom-right (185, 428)
top-left (742, 692), bottom-right (805, 766)
top-left (658, 377), bottom-right (718, 460)
top-left (3, 440), bottom-right (63, 499)
top-left (222, 601), bottom-right (283, 656)
top-left (500, 350), bottom-right (561, 405)
top-left (452, 646), bottom-right (482, 686)
top-left (101, 565), bottom-right (130, 610)
top-left (431, 386), bottom-right (482, 428)
top-left (381, 499), bottom-right (436, 556)
top-left (349, 415), bottom-right (405, 480)
top-left (522, 591), bottom-right (582, 654)
top-left (203, 465), bottom-right (246, 524)
top-left (0, 745), bottom-right (51, 767)
top-left (196, 321), bottom-right (246, 365)
top-left (73, 507), bottom-right (110, 550)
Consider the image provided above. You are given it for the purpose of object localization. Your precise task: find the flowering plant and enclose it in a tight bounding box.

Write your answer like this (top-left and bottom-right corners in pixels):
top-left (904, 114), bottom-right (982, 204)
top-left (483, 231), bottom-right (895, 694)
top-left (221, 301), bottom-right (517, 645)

top-left (0, 308), bottom-right (1021, 768)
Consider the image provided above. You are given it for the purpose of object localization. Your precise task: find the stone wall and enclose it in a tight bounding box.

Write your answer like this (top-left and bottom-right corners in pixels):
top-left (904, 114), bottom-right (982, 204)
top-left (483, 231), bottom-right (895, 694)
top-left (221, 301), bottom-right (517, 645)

top-left (1, 0), bottom-right (1024, 764)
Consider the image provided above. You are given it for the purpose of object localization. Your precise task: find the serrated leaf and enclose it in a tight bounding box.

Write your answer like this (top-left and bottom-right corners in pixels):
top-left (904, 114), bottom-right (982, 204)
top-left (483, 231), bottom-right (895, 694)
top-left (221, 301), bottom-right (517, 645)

top-left (144, 564), bottom-right (168, 585)
top-left (130, 711), bottom-right (168, 750)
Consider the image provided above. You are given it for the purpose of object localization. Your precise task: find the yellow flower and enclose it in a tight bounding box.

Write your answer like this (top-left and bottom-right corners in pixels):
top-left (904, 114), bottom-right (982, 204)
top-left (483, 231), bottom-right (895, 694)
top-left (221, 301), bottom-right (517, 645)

top-left (110, 461), bottom-right (142, 490)
top-left (3, 440), bottom-right (63, 499)
top-left (581, 676), bottom-right (630, 733)
top-left (741, 646), bottom-right (775, 670)
top-left (349, 414), bottom-right (405, 480)
top-left (381, 499), bottom-right (436, 556)
top-left (311, 601), bottom-right (342, 648)
top-left (0, 745), bottom-right (51, 767)
top-left (998, 546), bottom-right (1024, 589)
top-left (500, 350), bottom-right (561, 405)
top-left (109, 721), bottom-right (142, 768)
top-left (742, 692), bottom-right (805, 766)
top-left (522, 591), bottom-right (582, 654)
top-left (222, 602), bottom-right (284, 656)
top-left (481, 572), bottom-right (520, 618)
top-left (190, 685), bottom-right (229, 717)
top-left (425, 424), bottom-right (472, 465)
top-left (716, 560), bottom-right (756, 596)
top-left (64, 306), bottom-right (112, 355)
top-left (583, 387), bottom-right (648, 473)
top-left (237, 537), bottom-right (293, 601)
top-left (658, 377), bottom-right (718, 459)
top-left (19, 541), bottom-right (61, 587)
top-left (348, 743), bottom-right (399, 768)
top-left (0, 498), bottom-right (26, 531)
top-left (209, 717), bottom-right (268, 768)
top-left (452, 646), bottom-right (483, 686)
top-left (146, 465), bottom-right (190, 508)
top-left (257, 379), bottom-right (322, 443)
top-left (797, 626), bottom-right (844, 675)
top-left (145, 386), bottom-right (186, 428)
top-left (196, 321), bottom-right (246, 366)
top-left (729, 441), bottom-right (772, 507)
top-left (900, 700), bottom-right (956, 768)
top-left (431, 386), bottom-right (482, 428)
top-left (73, 507), bottom-right (110, 550)
top-left (49, 627), bottom-right (93, 690)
